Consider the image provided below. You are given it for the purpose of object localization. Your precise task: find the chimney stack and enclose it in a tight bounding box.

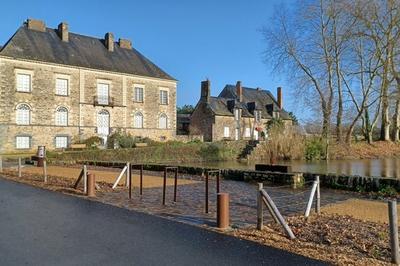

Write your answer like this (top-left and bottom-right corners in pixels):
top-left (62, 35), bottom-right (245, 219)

top-left (277, 87), bottom-right (283, 109)
top-left (201, 80), bottom-right (211, 103)
top-left (26, 18), bottom-right (46, 32)
top-left (119, 38), bottom-right (132, 49)
top-left (236, 81), bottom-right (243, 102)
top-left (105, 32), bottom-right (114, 52)
top-left (58, 22), bottom-right (69, 42)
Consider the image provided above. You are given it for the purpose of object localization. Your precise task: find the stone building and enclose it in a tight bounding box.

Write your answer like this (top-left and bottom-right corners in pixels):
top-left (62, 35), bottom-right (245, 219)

top-left (0, 19), bottom-right (177, 153)
top-left (190, 80), bottom-right (293, 142)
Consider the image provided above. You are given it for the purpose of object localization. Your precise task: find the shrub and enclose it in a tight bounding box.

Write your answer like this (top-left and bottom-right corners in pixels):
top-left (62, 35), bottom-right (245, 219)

top-left (377, 185), bottom-right (397, 198)
top-left (81, 136), bottom-right (103, 148)
top-left (107, 132), bottom-right (136, 149)
top-left (305, 138), bottom-right (325, 160)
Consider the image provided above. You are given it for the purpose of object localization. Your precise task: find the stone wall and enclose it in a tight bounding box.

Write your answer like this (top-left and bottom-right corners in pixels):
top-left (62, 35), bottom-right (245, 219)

top-left (0, 57), bottom-right (177, 153)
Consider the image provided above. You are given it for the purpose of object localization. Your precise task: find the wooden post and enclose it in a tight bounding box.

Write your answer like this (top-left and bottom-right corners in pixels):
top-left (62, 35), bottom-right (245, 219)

top-left (83, 165), bottom-right (88, 194)
top-left (0, 156), bottom-right (3, 173)
top-left (125, 162), bottom-right (130, 188)
top-left (173, 168), bottom-right (177, 202)
top-left (43, 160), bottom-right (48, 183)
top-left (87, 173), bottom-right (96, 197)
top-left (140, 165), bottom-right (143, 195)
top-left (112, 165), bottom-right (127, 189)
top-left (262, 197), bottom-right (279, 224)
top-left (305, 181), bottom-right (318, 218)
top-left (217, 193), bottom-right (230, 229)
top-left (18, 158), bottom-right (22, 178)
top-left (205, 171), bottom-right (209, 213)
top-left (260, 189), bottom-right (296, 239)
top-left (315, 176), bottom-right (321, 215)
top-left (162, 168), bottom-right (167, 205)
top-left (257, 183), bottom-right (263, 230)
top-left (389, 200), bottom-right (400, 265)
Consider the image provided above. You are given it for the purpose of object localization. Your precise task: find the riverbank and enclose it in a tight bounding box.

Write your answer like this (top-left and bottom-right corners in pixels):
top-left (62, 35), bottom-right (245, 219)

top-left (332, 141), bottom-right (400, 160)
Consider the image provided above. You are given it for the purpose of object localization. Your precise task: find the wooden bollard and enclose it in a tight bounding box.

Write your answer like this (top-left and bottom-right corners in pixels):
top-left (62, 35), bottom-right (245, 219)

top-left (87, 173), bottom-right (96, 197)
top-left (217, 193), bottom-right (230, 230)
top-left (388, 200), bottom-right (400, 264)
top-left (18, 158), bottom-right (22, 177)
top-left (257, 183), bottom-right (263, 230)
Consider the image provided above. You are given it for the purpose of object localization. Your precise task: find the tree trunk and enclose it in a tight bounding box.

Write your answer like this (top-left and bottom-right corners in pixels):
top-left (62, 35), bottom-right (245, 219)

top-left (380, 77), bottom-right (391, 141)
top-left (393, 99), bottom-right (400, 142)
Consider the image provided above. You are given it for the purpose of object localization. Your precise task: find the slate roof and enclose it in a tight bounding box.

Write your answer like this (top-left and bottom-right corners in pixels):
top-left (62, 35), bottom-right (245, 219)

top-left (0, 25), bottom-right (175, 80)
top-left (208, 85), bottom-right (291, 120)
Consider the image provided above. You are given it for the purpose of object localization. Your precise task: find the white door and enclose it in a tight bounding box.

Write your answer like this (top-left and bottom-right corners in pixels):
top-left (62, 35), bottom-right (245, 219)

top-left (253, 130), bottom-right (259, 140)
top-left (235, 128), bottom-right (239, 140)
top-left (97, 83), bottom-right (109, 105)
top-left (97, 110), bottom-right (110, 136)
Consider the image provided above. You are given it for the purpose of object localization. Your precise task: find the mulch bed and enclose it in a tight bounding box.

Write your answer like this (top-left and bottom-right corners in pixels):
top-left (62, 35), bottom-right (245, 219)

top-left (230, 213), bottom-right (393, 265)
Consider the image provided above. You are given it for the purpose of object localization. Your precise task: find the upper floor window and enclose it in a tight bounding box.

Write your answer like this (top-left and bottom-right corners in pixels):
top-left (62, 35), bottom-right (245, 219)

top-left (134, 87), bottom-right (144, 102)
top-left (255, 111), bottom-right (262, 122)
top-left (159, 90), bottom-right (168, 105)
top-left (16, 136), bottom-right (31, 149)
top-left (133, 112), bottom-right (144, 128)
top-left (97, 83), bottom-right (110, 105)
top-left (16, 73), bottom-right (31, 92)
top-left (273, 111), bottom-right (280, 119)
top-left (159, 113), bottom-right (168, 129)
top-left (56, 78), bottom-right (69, 96)
top-left (234, 108), bottom-right (240, 120)
top-left (55, 107), bottom-right (68, 126)
top-left (16, 104), bottom-right (31, 125)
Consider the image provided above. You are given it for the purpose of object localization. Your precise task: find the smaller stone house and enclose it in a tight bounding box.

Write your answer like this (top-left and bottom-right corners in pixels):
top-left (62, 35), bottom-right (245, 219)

top-left (190, 80), bottom-right (293, 142)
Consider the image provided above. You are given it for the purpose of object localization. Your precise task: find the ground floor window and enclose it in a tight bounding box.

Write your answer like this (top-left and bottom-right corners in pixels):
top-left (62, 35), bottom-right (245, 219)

top-left (224, 126), bottom-right (230, 138)
top-left (16, 136), bottom-right (31, 149)
top-left (55, 136), bottom-right (68, 148)
top-left (245, 127), bottom-right (251, 138)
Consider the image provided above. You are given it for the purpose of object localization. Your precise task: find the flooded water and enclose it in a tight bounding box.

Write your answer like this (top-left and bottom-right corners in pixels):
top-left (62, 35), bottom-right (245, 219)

top-left (185, 157), bottom-right (400, 179)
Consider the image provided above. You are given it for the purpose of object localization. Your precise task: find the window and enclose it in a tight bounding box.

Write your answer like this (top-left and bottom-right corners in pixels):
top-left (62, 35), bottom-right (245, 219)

top-left (235, 128), bottom-right (239, 140)
top-left (134, 112), bottom-right (143, 128)
top-left (97, 83), bottom-right (110, 105)
top-left (273, 111), bottom-right (280, 119)
top-left (55, 107), bottom-right (68, 126)
top-left (234, 109), bottom-right (240, 120)
top-left (224, 127), bottom-right (230, 138)
top-left (160, 90), bottom-right (168, 105)
top-left (255, 111), bottom-right (262, 122)
top-left (16, 136), bottom-right (30, 149)
top-left (159, 113), bottom-right (168, 129)
top-left (16, 104), bottom-right (31, 125)
top-left (16, 73), bottom-right (31, 92)
top-left (55, 136), bottom-right (68, 148)
top-left (245, 127), bottom-right (251, 138)
top-left (56, 78), bottom-right (69, 96)
top-left (134, 87), bottom-right (144, 102)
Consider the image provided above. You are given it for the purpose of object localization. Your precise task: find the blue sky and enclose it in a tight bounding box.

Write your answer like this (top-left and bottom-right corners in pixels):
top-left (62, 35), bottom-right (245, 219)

top-left (0, 0), bottom-right (302, 119)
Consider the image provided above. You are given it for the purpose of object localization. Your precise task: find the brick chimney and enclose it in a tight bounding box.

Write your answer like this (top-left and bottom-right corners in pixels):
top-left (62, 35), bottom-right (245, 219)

top-left (26, 18), bottom-right (46, 32)
top-left (119, 38), bottom-right (132, 49)
top-left (277, 87), bottom-right (283, 109)
top-left (236, 81), bottom-right (242, 102)
top-left (200, 80), bottom-right (211, 103)
top-left (105, 32), bottom-right (114, 52)
top-left (58, 22), bottom-right (69, 42)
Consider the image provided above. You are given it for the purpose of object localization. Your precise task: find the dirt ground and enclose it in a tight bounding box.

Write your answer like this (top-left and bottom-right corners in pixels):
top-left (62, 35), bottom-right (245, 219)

top-left (322, 198), bottom-right (398, 224)
top-left (17, 165), bottom-right (198, 188)
top-left (333, 141), bottom-right (400, 160)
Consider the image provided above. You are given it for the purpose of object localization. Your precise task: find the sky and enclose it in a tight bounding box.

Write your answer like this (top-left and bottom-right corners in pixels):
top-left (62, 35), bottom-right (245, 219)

top-left (0, 0), bottom-right (303, 120)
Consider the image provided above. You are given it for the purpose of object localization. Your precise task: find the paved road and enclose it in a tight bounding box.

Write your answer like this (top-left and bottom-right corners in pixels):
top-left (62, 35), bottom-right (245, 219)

top-left (0, 178), bottom-right (325, 266)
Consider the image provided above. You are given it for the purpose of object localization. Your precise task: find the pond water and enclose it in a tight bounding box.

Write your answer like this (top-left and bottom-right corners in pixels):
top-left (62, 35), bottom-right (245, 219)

top-left (185, 157), bottom-right (400, 179)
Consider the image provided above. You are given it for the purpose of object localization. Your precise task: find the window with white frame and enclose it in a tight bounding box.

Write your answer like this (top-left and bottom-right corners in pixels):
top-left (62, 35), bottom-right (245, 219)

top-left (224, 127), bottom-right (230, 138)
top-left (16, 73), bottom-right (31, 92)
top-left (55, 107), bottom-right (68, 126)
top-left (159, 90), bottom-right (168, 105)
top-left (16, 104), bottom-right (31, 125)
top-left (159, 113), bottom-right (168, 129)
top-left (255, 111), bottom-right (262, 122)
top-left (234, 109), bottom-right (240, 120)
top-left (16, 136), bottom-right (30, 149)
top-left (55, 136), bottom-right (68, 148)
top-left (134, 87), bottom-right (144, 102)
top-left (133, 112), bottom-right (144, 128)
top-left (56, 78), bottom-right (69, 96)
top-left (245, 127), bottom-right (251, 138)
top-left (235, 128), bottom-right (239, 140)
top-left (97, 83), bottom-right (110, 105)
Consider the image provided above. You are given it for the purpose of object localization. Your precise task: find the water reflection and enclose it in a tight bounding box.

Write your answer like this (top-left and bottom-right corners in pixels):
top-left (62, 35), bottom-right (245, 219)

top-left (186, 157), bottom-right (400, 179)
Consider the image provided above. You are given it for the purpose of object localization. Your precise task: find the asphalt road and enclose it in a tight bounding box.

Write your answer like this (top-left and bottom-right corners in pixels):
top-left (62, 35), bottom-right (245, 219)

top-left (0, 178), bottom-right (326, 266)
